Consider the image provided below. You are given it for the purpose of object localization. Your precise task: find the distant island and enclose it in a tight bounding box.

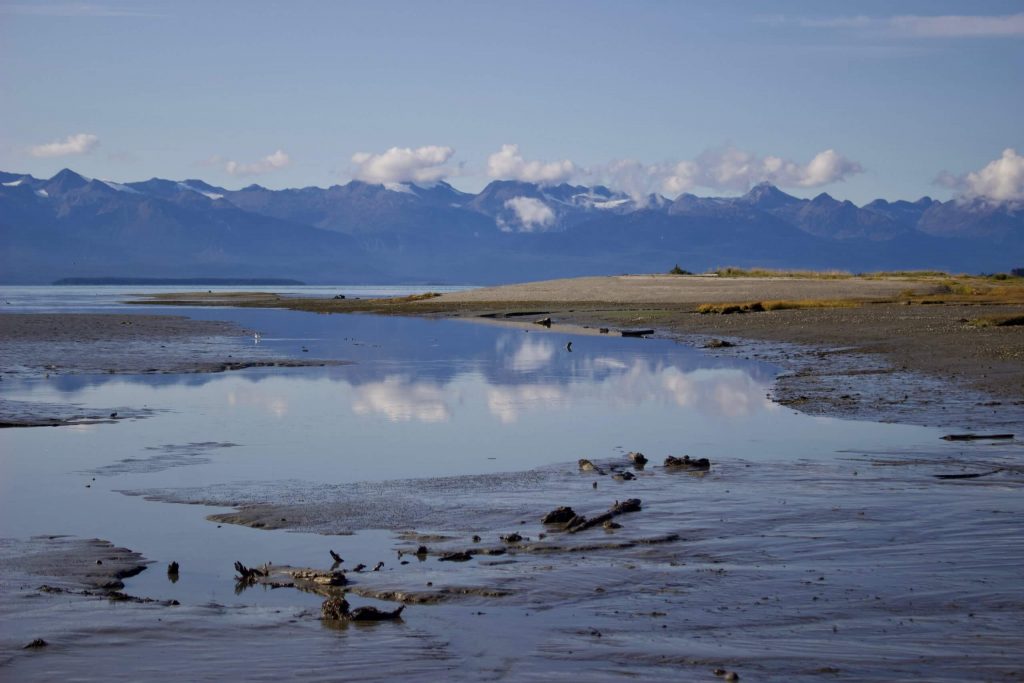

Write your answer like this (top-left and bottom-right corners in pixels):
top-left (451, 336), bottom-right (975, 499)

top-left (53, 277), bottom-right (306, 286)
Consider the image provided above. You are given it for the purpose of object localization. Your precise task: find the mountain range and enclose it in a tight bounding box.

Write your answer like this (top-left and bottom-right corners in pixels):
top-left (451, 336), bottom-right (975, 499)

top-left (1, 168), bottom-right (1021, 284)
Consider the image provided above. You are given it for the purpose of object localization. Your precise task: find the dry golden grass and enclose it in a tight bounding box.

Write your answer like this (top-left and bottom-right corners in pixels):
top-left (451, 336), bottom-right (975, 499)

top-left (898, 277), bottom-right (1024, 305)
top-left (696, 299), bottom-right (862, 314)
top-left (712, 267), bottom-right (853, 279)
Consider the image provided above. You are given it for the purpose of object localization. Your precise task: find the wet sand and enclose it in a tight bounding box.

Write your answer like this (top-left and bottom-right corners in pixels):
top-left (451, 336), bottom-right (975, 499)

top-left (95, 442), bottom-right (1024, 680)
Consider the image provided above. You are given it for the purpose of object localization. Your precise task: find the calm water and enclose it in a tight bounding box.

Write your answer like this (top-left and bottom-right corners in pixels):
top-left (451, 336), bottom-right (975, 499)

top-left (7, 286), bottom-right (1016, 682)
top-left (0, 288), bottom-right (937, 599)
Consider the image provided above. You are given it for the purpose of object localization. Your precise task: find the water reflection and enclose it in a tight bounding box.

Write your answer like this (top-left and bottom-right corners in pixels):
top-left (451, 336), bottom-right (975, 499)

top-left (2, 316), bottom-right (780, 426)
top-left (226, 387), bottom-right (290, 418)
top-left (352, 376), bottom-right (453, 423)
top-left (503, 337), bottom-right (555, 372)
top-left (348, 360), bottom-right (773, 425)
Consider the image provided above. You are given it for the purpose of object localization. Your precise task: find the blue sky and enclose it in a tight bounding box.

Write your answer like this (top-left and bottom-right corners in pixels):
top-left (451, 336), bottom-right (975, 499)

top-left (1, 0), bottom-right (1022, 203)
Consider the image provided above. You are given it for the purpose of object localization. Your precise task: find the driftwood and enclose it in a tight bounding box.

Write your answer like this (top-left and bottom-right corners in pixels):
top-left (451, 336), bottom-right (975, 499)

top-left (234, 561), bottom-right (268, 580)
top-left (349, 604), bottom-right (406, 621)
top-left (566, 499), bottom-right (642, 534)
top-left (934, 469), bottom-right (1003, 479)
top-left (620, 329), bottom-right (654, 338)
top-left (329, 550), bottom-right (343, 563)
top-left (504, 311), bottom-right (550, 318)
top-left (941, 433), bottom-right (1014, 441)
top-left (534, 317), bottom-right (552, 327)
top-left (438, 551), bottom-right (473, 562)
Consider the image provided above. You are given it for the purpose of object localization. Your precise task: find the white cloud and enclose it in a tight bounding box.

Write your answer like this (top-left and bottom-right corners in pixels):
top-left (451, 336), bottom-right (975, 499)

top-left (30, 133), bottom-right (99, 158)
top-left (774, 149), bottom-right (864, 187)
top-left (592, 159), bottom-right (662, 203)
top-left (592, 146), bottom-right (862, 200)
top-left (797, 13), bottom-right (1024, 38)
top-left (351, 145), bottom-right (455, 185)
top-left (499, 196), bottom-right (556, 232)
top-left (940, 148), bottom-right (1024, 202)
top-left (224, 149), bottom-right (291, 177)
top-left (487, 144), bottom-right (576, 185)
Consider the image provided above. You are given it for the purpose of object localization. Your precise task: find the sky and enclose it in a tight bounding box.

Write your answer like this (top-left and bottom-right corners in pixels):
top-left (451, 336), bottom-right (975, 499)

top-left (1, 0), bottom-right (1022, 204)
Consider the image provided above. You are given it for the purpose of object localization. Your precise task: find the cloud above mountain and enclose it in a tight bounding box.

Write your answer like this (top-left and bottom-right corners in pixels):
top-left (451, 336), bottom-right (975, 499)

top-left (30, 133), bottom-right (99, 158)
top-left (937, 148), bottom-right (1024, 202)
top-left (351, 145), bottom-right (456, 185)
top-left (793, 13), bottom-right (1024, 38)
top-left (487, 144), bottom-right (576, 185)
top-left (225, 150), bottom-right (291, 177)
top-left (499, 196), bottom-right (556, 232)
top-left (592, 146), bottom-right (863, 201)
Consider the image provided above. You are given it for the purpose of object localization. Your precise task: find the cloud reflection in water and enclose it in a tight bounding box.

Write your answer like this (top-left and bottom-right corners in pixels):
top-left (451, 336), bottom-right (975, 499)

top-left (348, 355), bottom-right (772, 425)
top-left (352, 376), bottom-right (453, 423)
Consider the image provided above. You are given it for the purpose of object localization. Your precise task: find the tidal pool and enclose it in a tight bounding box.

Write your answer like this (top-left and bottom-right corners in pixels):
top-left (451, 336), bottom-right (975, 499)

top-left (1, 302), bottom-right (1020, 681)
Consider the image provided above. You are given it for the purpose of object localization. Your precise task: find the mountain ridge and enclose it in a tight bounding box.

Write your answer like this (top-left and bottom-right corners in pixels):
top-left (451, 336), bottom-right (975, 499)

top-left (1, 168), bottom-right (1020, 284)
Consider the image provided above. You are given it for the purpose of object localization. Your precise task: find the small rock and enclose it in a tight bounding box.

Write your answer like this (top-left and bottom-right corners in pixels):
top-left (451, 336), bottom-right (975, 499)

top-left (612, 471), bottom-right (636, 481)
top-left (321, 596), bottom-right (351, 621)
top-left (541, 506), bottom-right (577, 525)
top-left (500, 533), bottom-right (523, 543)
top-left (664, 455), bottom-right (711, 471)
top-left (627, 451), bottom-right (648, 467)
top-left (24, 638), bottom-right (47, 649)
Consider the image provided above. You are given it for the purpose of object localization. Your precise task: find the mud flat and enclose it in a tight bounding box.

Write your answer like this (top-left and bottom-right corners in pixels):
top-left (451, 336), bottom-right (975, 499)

top-left (0, 312), bottom-right (344, 427)
top-left (114, 441), bottom-right (1024, 681)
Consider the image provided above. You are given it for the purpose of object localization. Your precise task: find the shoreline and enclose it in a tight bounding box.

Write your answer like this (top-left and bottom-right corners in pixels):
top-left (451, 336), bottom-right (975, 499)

top-left (132, 274), bottom-right (1024, 430)
top-left (3, 282), bottom-right (1023, 680)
